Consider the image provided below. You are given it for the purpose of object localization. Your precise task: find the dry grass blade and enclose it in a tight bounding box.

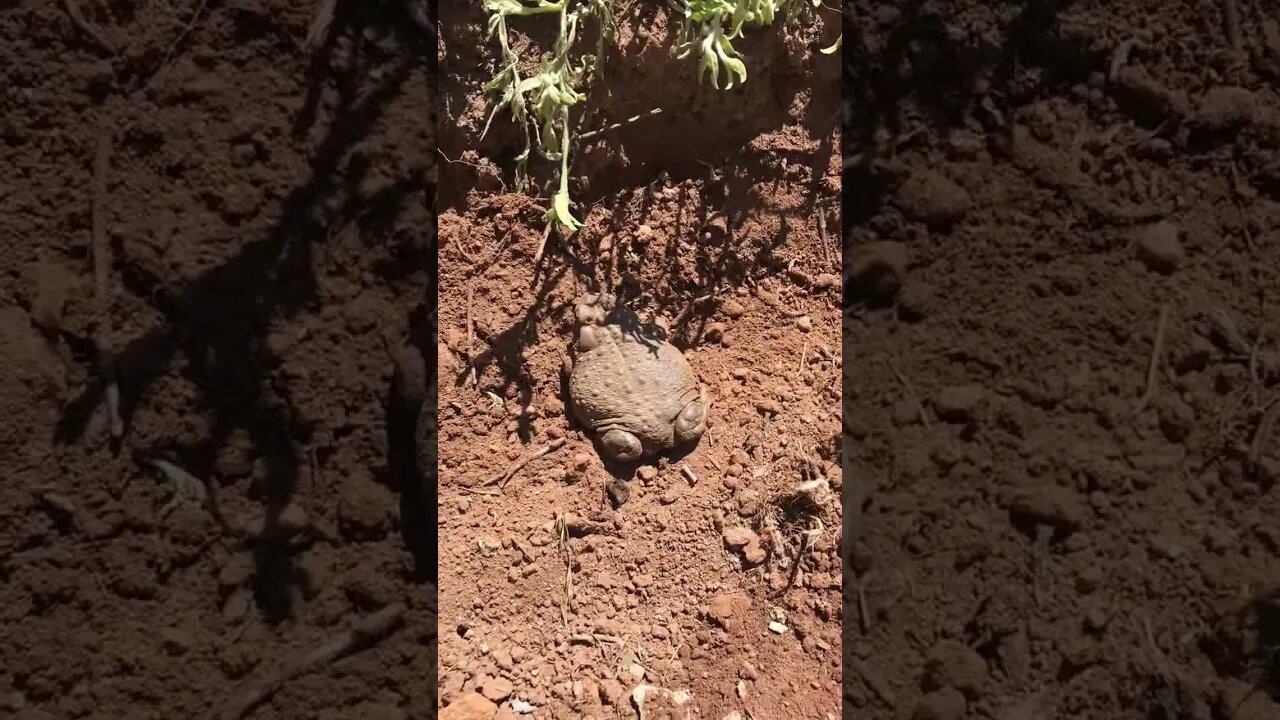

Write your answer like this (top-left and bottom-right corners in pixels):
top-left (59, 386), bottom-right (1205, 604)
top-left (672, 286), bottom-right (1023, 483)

top-left (1133, 303), bottom-right (1170, 417)
top-left (485, 438), bottom-right (567, 488)
top-left (556, 513), bottom-right (576, 628)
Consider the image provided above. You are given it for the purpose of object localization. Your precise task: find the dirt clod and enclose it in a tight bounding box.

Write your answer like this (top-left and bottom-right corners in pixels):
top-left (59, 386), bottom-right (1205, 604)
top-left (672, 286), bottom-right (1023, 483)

top-left (1135, 221), bottom-right (1185, 273)
top-left (896, 170), bottom-right (972, 226)
top-left (913, 686), bottom-right (967, 720)
top-left (707, 592), bottom-right (751, 629)
top-left (721, 298), bottom-right (746, 319)
top-left (934, 385), bottom-right (986, 423)
top-left (338, 474), bottom-right (393, 541)
top-left (1197, 86), bottom-right (1258, 131)
top-left (441, 692), bottom-right (498, 720)
top-left (848, 241), bottom-right (908, 304)
top-left (924, 640), bottom-right (988, 699)
top-left (479, 675), bottom-right (514, 703)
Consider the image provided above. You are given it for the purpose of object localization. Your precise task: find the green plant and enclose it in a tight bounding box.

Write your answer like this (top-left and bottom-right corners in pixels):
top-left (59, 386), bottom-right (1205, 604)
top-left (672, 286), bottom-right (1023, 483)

top-left (667, 0), bottom-right (821, 89)
top-left (480, 0), bottom-right (832, 236)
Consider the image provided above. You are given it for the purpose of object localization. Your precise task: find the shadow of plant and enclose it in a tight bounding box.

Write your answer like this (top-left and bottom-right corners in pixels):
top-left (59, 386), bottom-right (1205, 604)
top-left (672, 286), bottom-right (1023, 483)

top-left (54, 0), bottom-right (437, 623)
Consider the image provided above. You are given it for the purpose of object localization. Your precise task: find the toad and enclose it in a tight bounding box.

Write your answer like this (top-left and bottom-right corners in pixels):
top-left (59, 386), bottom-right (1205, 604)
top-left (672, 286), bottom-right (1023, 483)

top-left (564, 293), bottom-right (708, 463)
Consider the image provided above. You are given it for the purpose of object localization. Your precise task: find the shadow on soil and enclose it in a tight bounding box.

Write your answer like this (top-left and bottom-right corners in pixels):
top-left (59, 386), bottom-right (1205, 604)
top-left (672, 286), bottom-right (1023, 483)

top-left (843, 0), bottom-right (1089, 226)
top-left (52, 1), bottom-right (437, 622)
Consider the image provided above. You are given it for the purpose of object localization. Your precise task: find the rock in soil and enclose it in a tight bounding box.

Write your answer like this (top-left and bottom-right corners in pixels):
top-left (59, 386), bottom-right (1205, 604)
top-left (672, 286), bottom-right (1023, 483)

top-left (848, 241), bottom-right (908, 304)
top-left (896, 170), bottom-right (973, 226)
top-left (1135, 221), bottom-right (1184, 273)
top-left (441, 692), bottom-right (498, 720)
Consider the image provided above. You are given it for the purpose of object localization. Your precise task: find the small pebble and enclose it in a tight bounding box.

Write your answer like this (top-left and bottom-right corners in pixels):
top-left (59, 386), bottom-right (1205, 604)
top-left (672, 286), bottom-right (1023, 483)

top-left (1135, 221), bottom-right (1184, 274)
top-left (795, 316), bottom-right (812, 332)
top-left (755, 399), bottom-right (781, 416)
top-left (896, 170), bottom-right (972, 225)
top-left (812, 273), bottom-right (839, 291)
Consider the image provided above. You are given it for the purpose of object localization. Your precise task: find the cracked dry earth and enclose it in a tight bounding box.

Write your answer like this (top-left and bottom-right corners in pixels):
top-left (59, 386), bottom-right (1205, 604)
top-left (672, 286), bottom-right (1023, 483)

top-left (436, 2), bottom-right (843, 718)
top-left (846, 1), bottom-right (1280, 719)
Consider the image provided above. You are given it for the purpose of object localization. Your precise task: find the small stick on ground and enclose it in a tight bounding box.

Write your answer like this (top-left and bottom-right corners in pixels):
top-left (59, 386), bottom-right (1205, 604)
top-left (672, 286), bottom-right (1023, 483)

top-left (63, 0), bottom-right (114, 55)
top-left (305, 0), bottom-right (339, 52)
top-left (465, 284), bottom-right (475, 348)
top-left (556, 513), bottom-right (576, 628)
top-left (91, 132), bottom-right (112, 312)
top-left (146, 0), bottom-right (211, 88)
top-left (104, 379), bottom-right (124, 439)
top-left (1250, 332), bottom-right (1265, 404)
top-left (532, 223), bottom-right (554, 267)
top-left (1248, 396), bottom-right (1280, 469)
top-left (92, 131), bottom-right (123, 438)
top-left (570, 632), bottom-right (622, 645)
top-left (884, 358), bottom-right (930, 428)
top-left (772, 522), bottom-right (818, 598)
top-left (1108, 38), bottom-right (1137, 82)
top-left (818, 207), bottom-right (832, 268)
top-left (206, 604), bottom-right (406, 720)
top-left (680, 464), bottom-right (697, 485)
top-left (577, 108), bottom-right (663, 142)
top-left (1224, 0), bottom-right (1243, 54)
top-left (672, 294), bottom-right (714, 330)
top-left (485, 438), bottom-right (567, 487)
top-left (856, 580), bottom-right (871, 633)
top-left (1133, 303), bottom-right (1170, 417)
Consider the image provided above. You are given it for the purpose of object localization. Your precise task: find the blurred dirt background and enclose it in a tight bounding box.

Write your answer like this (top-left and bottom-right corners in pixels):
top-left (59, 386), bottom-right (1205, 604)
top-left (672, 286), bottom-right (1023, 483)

top-left (846, 1), bottom-right (1280, 719)
top-left (0, 1), bottom-right (436, 718)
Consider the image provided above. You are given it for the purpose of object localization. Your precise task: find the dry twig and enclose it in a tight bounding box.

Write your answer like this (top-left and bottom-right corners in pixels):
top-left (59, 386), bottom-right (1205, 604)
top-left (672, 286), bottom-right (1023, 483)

top-left (1248, 396), bottom-right (1280, 469)
top-left (773, 518), bottom-right (821, 598)
top-left (672, 294), bottom-right (714, 330)
top-left (1133, 303), bottom-right (1170, 417)
top-left (556, 513), bottom-right (575, 627)
top-left (91, 131), bottom-right (124, 438)
top-left (532, 223), bottom-right (554, 267)
top-left (818, 207), bottom-right (832, 267)
top-left (205, 604), bottom-right (406, 720)
top-left (884, 358), bottom-right (930, 428)
top-left (577, 108), bottom-right (663, 142)
top-left (63, 0), bottom-right (114, 55)
top-left (484, 438), bottom-right (567, 487)
top-left (147, 0), bottom-right (212, 88)
top-left (1224, 0), bottom-right (1243, 54)
top-left (305, 0), bottom-right (339, 52)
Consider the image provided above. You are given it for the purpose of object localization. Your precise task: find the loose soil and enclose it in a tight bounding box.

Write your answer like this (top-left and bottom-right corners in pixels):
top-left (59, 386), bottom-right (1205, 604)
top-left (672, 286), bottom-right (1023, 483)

top-left (0, 2), bottom-right (435, 720)
top-left (436, 3), bottom-right (842, 719)
top-left (847, 2), bottom-right (1280, 719)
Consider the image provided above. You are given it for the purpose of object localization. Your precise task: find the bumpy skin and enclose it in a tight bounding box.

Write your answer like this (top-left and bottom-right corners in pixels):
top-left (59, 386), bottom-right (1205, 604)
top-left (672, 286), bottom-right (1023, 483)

top-left (567, 293), bottom-right (708, 462)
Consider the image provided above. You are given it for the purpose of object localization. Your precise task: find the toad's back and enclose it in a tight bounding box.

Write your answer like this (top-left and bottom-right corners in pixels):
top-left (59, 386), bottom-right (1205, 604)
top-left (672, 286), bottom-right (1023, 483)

top-left (569, 327), bottom-right (698, 444)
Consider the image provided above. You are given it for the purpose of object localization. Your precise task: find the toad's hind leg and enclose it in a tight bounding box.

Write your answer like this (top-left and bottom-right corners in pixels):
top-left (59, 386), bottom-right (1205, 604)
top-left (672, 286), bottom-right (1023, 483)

top-left (599, 428), bottom-right (643, 463)
top-left (673, 391), bottom-right (708, 446)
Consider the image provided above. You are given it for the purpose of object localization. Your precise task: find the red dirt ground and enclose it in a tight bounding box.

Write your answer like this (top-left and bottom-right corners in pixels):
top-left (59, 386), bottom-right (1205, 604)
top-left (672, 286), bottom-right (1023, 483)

top-left (0, 2), bottom-right (436, 719)
top-left (436, 2), bottom-right (842, 719)
top-left (847, 1), bottom-right (1280, 719)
